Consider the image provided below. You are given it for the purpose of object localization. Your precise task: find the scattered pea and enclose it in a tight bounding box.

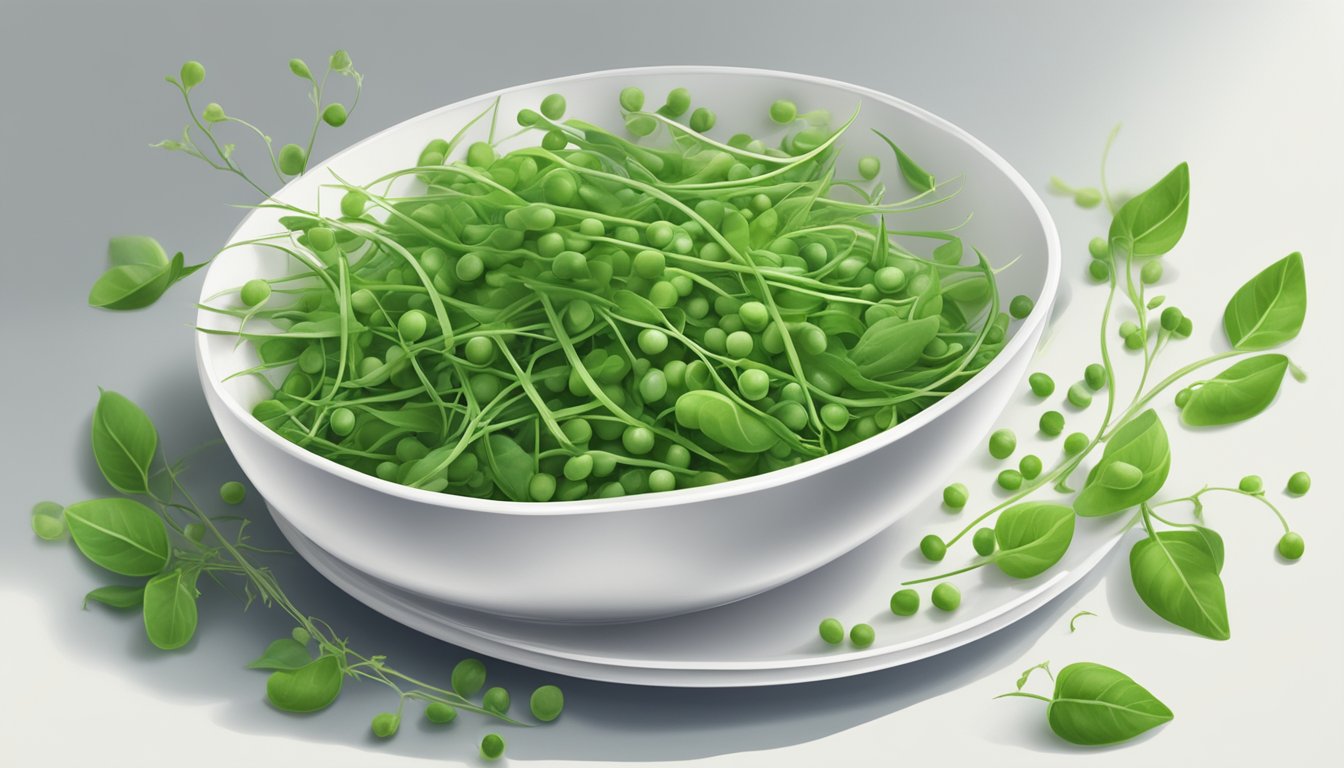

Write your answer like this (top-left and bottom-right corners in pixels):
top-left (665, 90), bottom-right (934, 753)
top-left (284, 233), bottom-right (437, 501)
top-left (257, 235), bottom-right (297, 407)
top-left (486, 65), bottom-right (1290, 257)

top-left (1009, 294), bottom-right (1035, 319)
top-left (1083, 363), bottom-right (1106, 391)
top-left (769, 99), bottom-right (797, 124)
top-left (540, 93), bottom-right (566, 120)
top-left (480, 733), bottom-right (506, 761)
top-left (1087, 237), bottom-right (1109, 260)
top-left (530, 685), bottom-right (565, 722)
top-left (1063, 432), bottom-right (1089, 456)
top-left (240, 279), bottom-right (271, 307)
top-left (920, 534), bottom-right (947, 562)
top-left (850, 623), bottom-right (875, 648)
top-left (858, 155), bottom-right (881, 180)
top-left (988, 428), bottom-right (1017, 460)
top-left (972, 528), bottom-right (997, 557)
top-left (1239, 474), bottom-right (1263, 494)
top-left (482, 687), bottom-right (511, 716)
top-left (997, 469), bottom-right (1024, 490)
top-left (1028, 372), bottom-right (1055, 398)
top-left (1067, 382), bottom-right (1093, 408)
top-left (1140, 260), bottom-right (1163, 284)
top-left (819, 617), bottom-right (844, 645)
top-left (1019, 454), bottom-right (1043, 480)
top-left (451, 658), bottom-right (487, 696)
top-left (1088, 260), bottom-right (1110, 281)
top-left (1287, 471), bottom-right (1311, 495)
top-left (1039, 410), bottom-right (1065, 437)
top-left (619, 86), bottom-right (645, 111)
top-left (890, 589), bottom-right (919, 616)
top-left (1277, 532), bottom-right (1305, 560)
top-left (370, 712), bottom-right (400, 738)
top-left (424, 702), bottom-right (457, 724)
top-left (329, 407), bottom-right (356, 437)
top-left (931, 583), bottom-right (962, 611)
top-left (219, 481), bottom-right (246, 505)
top-left (689, 107), bottom-right (716, 132)
top-left (943, 482), bottom-right (969, 510)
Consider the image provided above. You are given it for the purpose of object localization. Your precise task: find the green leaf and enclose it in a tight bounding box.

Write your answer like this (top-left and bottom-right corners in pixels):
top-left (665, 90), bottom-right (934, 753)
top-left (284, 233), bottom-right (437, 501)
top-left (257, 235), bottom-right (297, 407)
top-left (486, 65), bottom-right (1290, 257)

top-left (1157, 526), bottom-right (1225, 574)
top-left (1074, 410), bottom-right (1170, 517)
top-left (850, 315), bottom-right (940, 379)
top-left (90, 389), bottom-right (158, 495)
top-left (720, 210), bottom-right (750, 257)
top-left (992, 502), bottom-right (1076, 578)
top-left (143, 568), bottom-right (199, 650)
top-left (64, 498), bottom-right (170, 577)
top-left (1222, 252), bottom-right (1306, 351)
top-left (107, 236), bottom-right (169, 268)
top-left (1108, 162), bottom-right (1189, 257)
top-left (873, 130), bottom-right (934, 191)
top-left (84, 584), bottom-right (146, 609)
top-left (1046, 662), bottom-right (1173, 745)
top-left (247, 638), bottom-right (314, 671)
top-left (1130, 529), bottom-right (1230, 640)
top-left (1180, 354), bottom-right (1289, 427)
top-left (88, 263), bottom-right (173, 310)
top-left (267, 654), bottom-right (344, 713)
top-left (484, 434), bottom-right (533, 502)
top-left (675, 390), bottom-right (778, 453)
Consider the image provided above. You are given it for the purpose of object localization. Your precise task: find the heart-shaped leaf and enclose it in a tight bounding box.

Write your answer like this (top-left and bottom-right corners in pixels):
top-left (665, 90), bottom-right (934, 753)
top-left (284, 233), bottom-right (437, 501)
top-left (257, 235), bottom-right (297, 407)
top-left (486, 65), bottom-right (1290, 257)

top-left (64, 498), bottom-right (169, 577)
top-left (143, 568), bottom-right (199, 650)
top-left (1222, 252), bottom-right (1306, 351)
top-left (1046, 662), bottom-right (1174, 745)
top-left (1130, 529), bottom-right (1230, 640)
top-left (1180, 354), bottom-right (1289, 427)
top-left (1108, 163), bottom-right (1189, 257)
top-left (992, 502), bottom-right (1076, 578)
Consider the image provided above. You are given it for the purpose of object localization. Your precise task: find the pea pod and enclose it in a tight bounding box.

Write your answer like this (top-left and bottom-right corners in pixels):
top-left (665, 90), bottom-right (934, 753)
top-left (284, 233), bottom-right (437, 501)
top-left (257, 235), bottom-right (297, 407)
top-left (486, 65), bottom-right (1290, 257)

top-left (850, 315), bottom-right (940, 379)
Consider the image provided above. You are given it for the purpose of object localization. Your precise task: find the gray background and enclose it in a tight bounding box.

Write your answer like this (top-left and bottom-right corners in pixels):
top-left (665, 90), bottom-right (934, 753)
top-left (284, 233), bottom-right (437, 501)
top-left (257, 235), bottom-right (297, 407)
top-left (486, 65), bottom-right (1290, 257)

top-left (3, 1), bottom-right (1341, 766)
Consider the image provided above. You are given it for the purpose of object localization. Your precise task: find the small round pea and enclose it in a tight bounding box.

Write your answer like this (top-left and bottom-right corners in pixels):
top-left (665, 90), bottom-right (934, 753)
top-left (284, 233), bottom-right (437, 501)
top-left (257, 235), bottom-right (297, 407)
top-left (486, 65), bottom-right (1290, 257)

top-left (1087, 237), bottom-right (1109, 260)
top-left (180, 60), bottom-right (205, 88)
top-left (1238, 474), bottom-right (1263, 494)
top-left (329, 407), bottom-right (356, 437)
top-left (370, 712), bottom-right (400, 738)
top-left (850, 623), bottom-right (875, 648)
top-left (1009, 295), bottom-right (1035, 319)
top-left (278, 143), bottom-right (307, 175)
top-left (1088, 260), bottom-right (1110, 282)
top-left (972, 528), bottom-right (997, 557)
top-left (1067, 382), bottom-right (1093, 408)
top-left (874, 266), bottom-right (907, 293)
top-left (1084, 363), bottom-right (1106, 391)
top-left (619, 86), bottom-right (645, 111)
top-left (997, 469), bottom-right (1024, 490)
top-left (638, 329), bottom-right (669, 356)
top-left (648, 469), bottom-right (676, 493)
top-left (890, 589), bottom-right (919, 616)
top-left (1287, 471), bottom-right (1311, 495)
top-left (622, 426), bottom-right (655, 455)
top-left (920, 534), bottom-right (947, 562)
top-left (424, 702), bottom-right (457, 724)
top-left (769, 99), bottom-right (797, 124)
top-left (820, 402), bottom-right (850, 431)
top-left (1019, 454), bottom-right (1043, 480)
top-left (530, 685), bottom-right (564, 722)
top-left (340, 190), bottom-right (368, 218)
top-left (1175, 316), bottom-right (1193, 338)
top-left (1039, 410), bottom-right (1065, 437)
top-left (564, 453), bottom-right (594, 481)
top-left (725, 330), bottom-right (754, 358)
top-left (203, 102), bottom-right (227, 123)
top-left (480, 733), bottom-right (506, 761)
top-left (465, 336), bottom-right (495, 365)
top-left (931, 583), bottom-right (961, 612)
top-left (528, 473), bottom-right (557, 502)
top-left (943, 482), bottom-right (969, 510)
top-left (540, 93), bottom-right (566, 120)
top-left (1160, 307), bottom-right (1184, 332)
top-left (1140, 260), bottom-right (1163, 284)
top-left (398, 309), bottom-right (428, 342)
top-left (456, 252), bottom-right (485, 282)
top-left (639, 369), bottom-right (668, 402)
top-left (1124, 331), bottom-right (1145, 350)
top-left (1028, 372), bottom-right (1055, 398)
top-left (240, 279), bottom-right (271, 307)
top-left (819, 618), bottom-right (844, 645)
top-left (689, 107), bottom-right (716, 132)
top-left (1064, 432), bottom-right (1089, 456)
top-left (738, 301), bottom-right (769, 331)
top-left (322, 102), bottom-right (348, 127)
top-left (541, 130), bottom-right (568, 150)
top-left (626, 114), bottom-right (656, 136)
top-left (738, 369), bottom-right (770, 401)
top-left (661, 87), bottom-right (691, 118)
top-left (219, 481), bottom-right (246, 505)
top-left (988, 428), bottom-right (1017, 460)
top-left (1277, 531), bottom-right (1306, 560)
top-left (482, 687), bottom-right (511, 715)
top-left (858, 155), bottom-right (881, 180)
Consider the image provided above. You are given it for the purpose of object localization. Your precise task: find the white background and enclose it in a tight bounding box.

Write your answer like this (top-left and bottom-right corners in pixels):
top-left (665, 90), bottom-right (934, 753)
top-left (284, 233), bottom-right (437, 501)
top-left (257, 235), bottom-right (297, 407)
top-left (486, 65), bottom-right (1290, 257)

top-left (2, 1), bottom-right (1341, 766)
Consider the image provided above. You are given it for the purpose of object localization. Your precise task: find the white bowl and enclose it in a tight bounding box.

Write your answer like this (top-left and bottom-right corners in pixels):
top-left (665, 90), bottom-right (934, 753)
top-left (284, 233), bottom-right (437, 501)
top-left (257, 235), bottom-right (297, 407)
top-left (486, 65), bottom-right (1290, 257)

top-left (197, 66), bottom-right (1059, 623)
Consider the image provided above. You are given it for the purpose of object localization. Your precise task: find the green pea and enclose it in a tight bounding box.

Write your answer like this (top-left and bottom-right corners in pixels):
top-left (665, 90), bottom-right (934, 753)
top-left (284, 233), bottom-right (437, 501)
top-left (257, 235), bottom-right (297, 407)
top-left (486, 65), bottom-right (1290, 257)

top-left (480, 733), bottom-right (506, 761)
top-left (1160, 306), bottom-right (1184, 332)
top-left (737, 301), bottom-right (769, 331)
top-left (528, 472), bottom-right (557, 502)
top-left (370, 712), bottom-right (400, 738)
top-left (180, 60), bottom-right (205, 89)
top-left (942, 482), bottom-right (969, 510)
top-left (769, 99), bottom-right (797, 124)
top-left (988, 428), bottom-right (1017, 460)
top-left (464, 336), bottom-right (494, 365)
top-left (1083, 363), bottom-right (1106, 391)
top-left (858, 155), bottom-right (881, 180)
top-left (1009, 294), bottom-right (1034, 319)
top-left (1277, 532), bottom-right (1305, 560)
top-left (554, 250), bottom-right (589, 280)
top-left (1140, 260), bottom-right (1163, 284)
top-left (219, 481), bottom-right (246, 505)
top-left (456, 252), bottom-right (485, 282)
top-left (529, 685), bottom-right (564, 722)
top-left (1074, 188), bottom-right (1102, 208)
top-left (889, 589), bottom-right (919, 616)
top-left (1067, 382), bottom-right (1093, 408)
top-left (241, 279), bottom-right (271, 307)
top-left (482, 687), bottom-right (511, 716)
top-left (340, 190), bottom-right (368, 218)
top-left (850, 623), bottom-right (875, 648)
top-left (424, 702), bottom-right (457, 724)
top-left (398, 309), bottom-right (428, 342)
top-left (1088, 260), bottom-right (1110, 282)
top-left (997, 469), bottom-right (1024, 490)
top-left (466, 141), bottom-right (495, 168)
top-left (622, 426), bottom-right (655, 455)
top-left (1124, 330), bottom-right (1145, 350)
top-left (931, 583), bottom-right (961, 611)
top-left (872, 266), bottom-right (907, 294)
top-left (1039, 410), bottom-right (1065, 437)
top-left (920, 534), bottom-right (947, 562)
top-left (1174, 316), bottom-right (1193, 338)
top-left (203, 102), bottom-right (227, 123)
top-left (182, 522), bottom-right (204, 543)
top-left (564, 453), bottom-right (594, 481)
top-left (665, 444), bottom-right (691, 469)
top-left (724, 330), bottom-right (753, 358)
top-left (661, 87), bottom-right (691, 118)
top-left (820, 402), bottom-right (849, 431)
top-left (1238, 474), bottom-right (1263, 494)
top-left (639, 369), bottom-right (668, 402)
top-left (329, 407), bottom-right (356, 437)
top-left (1063, 432), bottom-right (1089, 456)
top-left (972, 528), bottom-right (996, 557)
top-left (322, 103), bottom-right (348, 127)
top-left (1019, 454), bottom-right (1043, 480)
top-left (819, 617), bottom-right (844, 645)
top-left (619, 86), bottom-right (645, 111)
top-left (689, 107), bottom-right (716, 132)
top-left (646, 468), bottom-right (675, 493)
top-left (1087, 237), bottom-right (1109, 260)
top-left (540, 93), bottom-right (566, 120)
top-left (1028, 372), bottom-right (1055, 398)
top-left (278, 143), bottom-right (307, 175)
top-left (1287, 471), bottom-right (1311, 495)
top-left (738, 369), bottom-right (771, 401)
top-left (1174, 388), bottom-right (1192, 407)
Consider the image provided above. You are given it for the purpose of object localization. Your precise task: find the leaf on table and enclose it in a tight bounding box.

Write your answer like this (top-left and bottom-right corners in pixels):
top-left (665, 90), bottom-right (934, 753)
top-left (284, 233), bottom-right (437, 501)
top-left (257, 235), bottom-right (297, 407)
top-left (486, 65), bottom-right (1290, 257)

top-left (142, 568), bottom-right (199, 650)
top-left (1222, 252), bottom-right (1306, 351)
top-left (1130, 530), bottom-right (1230, 640)
top-left (1180, 354), bottom-right (1289, 427)
top-left (64, 498), bottom-right (169, 577)
top-left (1047, 662), bottom-right (1173, 745)
top-left (90, 389), bottom-right (159, 495)
top-left (1074, 410), bottom-right (1170, 517)
top-left (1108, 162), bottom-right (1189, 257)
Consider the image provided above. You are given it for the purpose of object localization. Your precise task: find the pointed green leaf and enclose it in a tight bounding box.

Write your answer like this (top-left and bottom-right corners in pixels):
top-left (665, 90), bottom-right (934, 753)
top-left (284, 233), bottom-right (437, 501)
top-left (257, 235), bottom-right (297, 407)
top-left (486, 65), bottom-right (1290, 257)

top-left (1180, 354), bottom-right (1289, 427)
top-left (247, 638), bottom-right (314, 671)
top-left (107, 236), bottom-right (169, 268)
top-left (85, 584), bottom-right (146, 610)
top-left (851, 315), bottom-right (940, 379)
top-left (873, 130), bottom-right (934, 191)
top-left (1075, 410), bottom-right (1170, 517)
top-left (1047, 662), bottom-right (1173, 745)
top-left (64, 498), bottom-right (169, 577)
top-left (88, 263), bottom-right (172, 310)
top-left (90, 390), bottom-right (158, 495)
top-left (1108, 162), bottom-right (1189, 257)
top-left (1222, 252), bottom-right (1306, 350)
top-left (992, 502), bottom-right (1076, 578)
top-left (1129, 530), bottom-right (1230, 640)
top-left (143, 569), bottom-right (198, 650)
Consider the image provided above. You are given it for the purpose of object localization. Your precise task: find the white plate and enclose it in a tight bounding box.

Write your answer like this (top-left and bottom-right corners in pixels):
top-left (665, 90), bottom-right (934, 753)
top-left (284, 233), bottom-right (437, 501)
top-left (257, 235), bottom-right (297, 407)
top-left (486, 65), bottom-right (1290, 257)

top-left (269, 493), bottom-right (1129, 687)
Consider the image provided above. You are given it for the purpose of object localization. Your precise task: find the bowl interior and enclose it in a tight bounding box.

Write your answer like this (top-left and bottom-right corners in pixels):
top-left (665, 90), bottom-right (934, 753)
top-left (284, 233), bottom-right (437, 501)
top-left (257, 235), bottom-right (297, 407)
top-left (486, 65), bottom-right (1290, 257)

top-left (197, 66), bottom-right (1057, 510)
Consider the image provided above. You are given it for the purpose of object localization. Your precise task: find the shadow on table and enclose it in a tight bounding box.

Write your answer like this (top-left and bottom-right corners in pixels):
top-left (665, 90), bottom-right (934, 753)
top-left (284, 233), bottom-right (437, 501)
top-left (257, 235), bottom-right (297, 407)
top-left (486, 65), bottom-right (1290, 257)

top-left (12, 362), bottom-right (1117, 764)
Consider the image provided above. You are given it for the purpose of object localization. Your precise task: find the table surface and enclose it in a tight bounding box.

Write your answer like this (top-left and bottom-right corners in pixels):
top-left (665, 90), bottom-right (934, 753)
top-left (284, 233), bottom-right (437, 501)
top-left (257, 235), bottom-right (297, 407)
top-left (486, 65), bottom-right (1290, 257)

top-left (2, 1), bottom-right (1341, 766)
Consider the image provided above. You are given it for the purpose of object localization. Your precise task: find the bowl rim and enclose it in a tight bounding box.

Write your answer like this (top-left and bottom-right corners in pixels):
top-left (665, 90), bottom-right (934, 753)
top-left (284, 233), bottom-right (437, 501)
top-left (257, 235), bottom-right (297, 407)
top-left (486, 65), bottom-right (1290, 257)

top-left (197, 64), bottom-right (1061, 517)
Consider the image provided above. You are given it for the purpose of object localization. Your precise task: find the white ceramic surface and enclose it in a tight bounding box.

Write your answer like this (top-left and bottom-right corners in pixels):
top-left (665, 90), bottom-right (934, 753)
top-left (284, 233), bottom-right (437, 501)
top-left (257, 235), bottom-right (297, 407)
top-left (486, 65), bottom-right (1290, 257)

top-left (197, 66), bottom-right (1061, 622)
